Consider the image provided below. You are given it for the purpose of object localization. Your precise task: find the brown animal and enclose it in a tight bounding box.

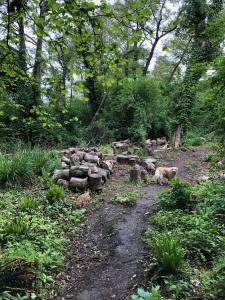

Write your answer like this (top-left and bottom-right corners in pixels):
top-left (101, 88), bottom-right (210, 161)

top-left (75, 192), bottom-right (92, 208)
top-left (154, 167), bottom-right (178, 185)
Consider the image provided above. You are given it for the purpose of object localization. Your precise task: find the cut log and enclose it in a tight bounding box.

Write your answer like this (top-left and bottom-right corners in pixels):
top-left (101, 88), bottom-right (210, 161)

top-left (53, 169), bottom-right (70, 180)
top-left (153, 149), bottom-right (167, 159)
top-left (70, 154), bottom-right (80, 166)
top-left (139, 165), bottom-right (148, 182)
top-left (70, 166), bottom-right (91, 178)
top-left (88, 174), bottom-right (102, 191)
top-left (130, 166), bottom-right (141, 184)
top-left (101, 160), bottom-right (114, 173)
top-left (69, 177), bottom-right (88, 189)
top-left (117, 155), bottom-right (130, 164)
top-left (76, 150), bottom-right (86, 161)
top-left (112, 142), bottom-right (129, 155)
top-left (61, 162), bottom-right (70, 169)
top-left (103, 154), bottom-right (117, 161)
top-left (157, 137), bottom-right (167, 145)
top-left (84, 153), bottom-right (100, 165)
top-left (57, 179), bottom-right (69, 187)
top-left (82, 162), bottom-right (99, 173)
top-left (144, 144), bottom-right (153, 156)
top-left (69, 147), bottom-right (77, 154)
top-left (89, 151), bottom-right (102, 159)
top-left (60, 149), bottom-right (71, 158)
top-left (140, 159), bottom-right (156, 173)
top-left (128, 158), bottom-right (136, 166)
top-left (61, 156), bottom-right (70, 165)
top-left (97, 168), bottom-right (110, 182)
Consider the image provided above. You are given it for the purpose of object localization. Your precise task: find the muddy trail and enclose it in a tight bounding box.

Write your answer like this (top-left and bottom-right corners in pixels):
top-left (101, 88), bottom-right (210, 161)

top-left (55, 147), bottom-right (209, 300)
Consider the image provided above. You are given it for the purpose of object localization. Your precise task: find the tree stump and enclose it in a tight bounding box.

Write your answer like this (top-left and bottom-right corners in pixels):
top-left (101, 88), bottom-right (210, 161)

top-left (69, 177), bottom-right (88, 189)
top-left (61, 162), bottom-right (70, 169)
top-left (70, 154), bottom-right (80, 166)
top-left (88, 174), bottom-right (102, 191)
top-left (130, 166), bottom-right (141, 184)
top-left (84, 153), bottom-right (100, 165)
top-left (70, 166), bottom-right (91, 178)
top-left (57, 179), bottom-right (69, 187)
top-left (53, 169), bottom-right (70, 180)
top-left (61, 156), bottom-right (70, 165)
top-left (97, 168), bottom-right (110, 182)
top-left (101, 160), bottom-right (114, 173)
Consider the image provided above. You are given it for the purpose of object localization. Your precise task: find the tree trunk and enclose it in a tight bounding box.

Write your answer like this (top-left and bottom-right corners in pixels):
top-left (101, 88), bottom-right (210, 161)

top-left (172, 124), bottom-right (181, 148)
top-left (33, 0), bottom-right (47, 105)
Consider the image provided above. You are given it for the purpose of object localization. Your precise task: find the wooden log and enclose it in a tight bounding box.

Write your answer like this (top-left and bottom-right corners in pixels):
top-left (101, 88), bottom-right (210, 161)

top-left (153, 149), bottom-right (167, 159)
top-left (130, 167), bottom-right (141, 184)
top-left (101, 160), bottom-right (114, 173)
top-left (140, 159), bottom-right (156, 172)
top-left (75, 150), bottom-right (86, 161)
top-left (117, 155), bottom-right (130, 164)
top-left (128, 158), bottom-right (136, 166)
top-left (84, 153), bottom-right (100, 165)
top-left (82, 162), bottom-right (99, 173)
top-left (103, 154), bottom-right (117, 161)
top-left (57, 179), bottom-right (69, 187)
top-left (97, 168), bottom-right (110, 182)
top-left (88, 174), bottom-right (102, 191)
top-left (70, 166), bottom-right (91, 178)
top-left (70, 154), bottom-right (80, 166)
top-left (60, 149), bottom-right (71, 158)
top-left (61, 162), bottom-right (70, 169)
top-left (69, 177), bottom-right (88, 189)
top-left (112, 142), bottom-right (129, 155)
top-left (61, 156), bottom-right (70, 165)
top-left (89, 151), bottom-right (103, 159)
top-left (53, 169), bottom-right (70, 181)
top-left (69, 147), bottom-right (77, 154)
top-left (139, 165), bottom-right (148, 182)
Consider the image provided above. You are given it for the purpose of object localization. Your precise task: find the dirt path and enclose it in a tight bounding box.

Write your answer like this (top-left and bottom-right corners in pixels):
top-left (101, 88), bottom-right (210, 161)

top-left (55, 147), bottom-right (209, 300)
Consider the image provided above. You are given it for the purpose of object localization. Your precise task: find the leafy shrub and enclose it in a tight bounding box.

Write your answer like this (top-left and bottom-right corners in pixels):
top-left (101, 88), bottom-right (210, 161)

top-left (19, 197), bottom-right (38, 210)
top-left (151, 232), bottom-right (185, 272)
top-left (113, 190), bottom-right (139, 206)
top-left (0, 148), bottom-right (59, 187)
top-left (185, 131), bottom-right (203, 146)
top-left (4, 217), bottom-right (29, 235)
top-left (131, 286), bottom-right (163, 300)
top-left (46, 184), bottom-right (64, 203)
top-left (158, 177), bottom-right (193, 210)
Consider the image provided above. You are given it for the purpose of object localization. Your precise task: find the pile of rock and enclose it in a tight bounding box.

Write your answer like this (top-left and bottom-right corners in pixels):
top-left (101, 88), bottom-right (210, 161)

top-left (53, 148), bottom-right (114, 191)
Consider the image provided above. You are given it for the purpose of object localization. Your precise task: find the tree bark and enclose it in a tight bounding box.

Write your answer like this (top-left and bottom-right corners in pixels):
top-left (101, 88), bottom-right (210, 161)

top-left (172, 124), bottom-right (181, 148)
top-left (33, 0), bottom-right (47, 105)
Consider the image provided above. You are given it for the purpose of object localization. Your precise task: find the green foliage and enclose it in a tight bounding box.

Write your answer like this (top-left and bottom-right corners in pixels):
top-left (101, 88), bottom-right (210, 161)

top-left (151, 232), bottom-right (185, 272)
top-left (113, 190), bottom-right (139, 206)
top-left (158, 177), bottom-right (193, 210)
top-left (185, 131), bottom-right (203, 146)
top-left (0, 148), bottom-right (59, 187)
top-left (131, 286), bottom-right (163, 300)
top-left (19, 197), bottom-right (38, 210)
top-left (100, 77), bottom-right (170, 143)
top-left (4, 216), bottom-right (29, 235)
top-left (45, 184), bottom-right (64, 204)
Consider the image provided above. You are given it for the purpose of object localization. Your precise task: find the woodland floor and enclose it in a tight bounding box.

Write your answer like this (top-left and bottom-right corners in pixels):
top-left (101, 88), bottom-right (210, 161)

top-left (53, 147), bottom-right (210, 300)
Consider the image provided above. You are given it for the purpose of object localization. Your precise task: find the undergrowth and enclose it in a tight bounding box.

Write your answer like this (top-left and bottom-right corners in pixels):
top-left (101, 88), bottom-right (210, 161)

top-left (0, 146), bottom-right (85, 299)
top-left (142, 177), bottom-right (225, 299)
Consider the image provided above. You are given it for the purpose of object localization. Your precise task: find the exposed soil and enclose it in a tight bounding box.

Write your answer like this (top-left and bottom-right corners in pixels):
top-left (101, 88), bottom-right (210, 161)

top-left (54, 147), bottom-right (210, 300)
